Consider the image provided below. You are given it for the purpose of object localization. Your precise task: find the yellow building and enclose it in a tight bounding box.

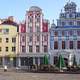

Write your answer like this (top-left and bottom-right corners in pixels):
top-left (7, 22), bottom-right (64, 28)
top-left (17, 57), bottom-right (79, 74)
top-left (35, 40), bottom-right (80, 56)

top-left (0, 18), bottom-right (19, 67)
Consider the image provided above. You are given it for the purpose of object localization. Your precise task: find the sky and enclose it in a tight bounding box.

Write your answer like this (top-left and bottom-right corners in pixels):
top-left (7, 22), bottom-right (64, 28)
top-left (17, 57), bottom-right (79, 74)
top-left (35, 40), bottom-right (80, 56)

top-left (0, 0), bottom-right (80, 24)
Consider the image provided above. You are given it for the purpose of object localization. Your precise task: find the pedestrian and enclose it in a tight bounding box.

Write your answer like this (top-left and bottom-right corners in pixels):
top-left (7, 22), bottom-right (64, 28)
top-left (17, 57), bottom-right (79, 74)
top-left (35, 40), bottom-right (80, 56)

top-left (4, 65), bottom-right (7, 72)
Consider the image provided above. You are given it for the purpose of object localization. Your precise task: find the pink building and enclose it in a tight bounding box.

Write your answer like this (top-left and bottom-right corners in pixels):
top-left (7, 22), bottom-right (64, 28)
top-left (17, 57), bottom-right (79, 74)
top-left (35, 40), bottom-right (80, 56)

top-left (18, 6), bottom-right (49, 67)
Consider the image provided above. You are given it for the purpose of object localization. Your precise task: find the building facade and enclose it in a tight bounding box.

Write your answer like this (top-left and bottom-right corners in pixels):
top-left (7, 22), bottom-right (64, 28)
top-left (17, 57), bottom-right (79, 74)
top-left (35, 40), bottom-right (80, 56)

top-left (0, 17), bottom-right (19, 67)
top-left (18, 6), bottom-right (50, 67)
top-left (50, 2), bottom-right (80, 66)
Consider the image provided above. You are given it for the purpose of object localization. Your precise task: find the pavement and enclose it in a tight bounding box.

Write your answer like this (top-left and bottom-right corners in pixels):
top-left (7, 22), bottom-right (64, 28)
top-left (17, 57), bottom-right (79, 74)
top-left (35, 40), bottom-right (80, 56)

top-left (0, 69), bottom-right (80, 80)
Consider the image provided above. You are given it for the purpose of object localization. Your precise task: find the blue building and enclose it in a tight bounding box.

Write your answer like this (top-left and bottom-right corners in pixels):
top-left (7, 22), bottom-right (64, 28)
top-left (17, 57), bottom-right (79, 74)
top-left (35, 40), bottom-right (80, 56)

top-left (50, 2), bottom-right (80, 66)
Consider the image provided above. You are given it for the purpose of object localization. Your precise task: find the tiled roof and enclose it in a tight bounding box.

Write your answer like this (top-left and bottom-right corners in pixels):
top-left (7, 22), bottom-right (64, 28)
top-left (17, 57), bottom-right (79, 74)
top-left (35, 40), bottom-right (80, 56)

top-left (1, 20), bottom-right (18, 27)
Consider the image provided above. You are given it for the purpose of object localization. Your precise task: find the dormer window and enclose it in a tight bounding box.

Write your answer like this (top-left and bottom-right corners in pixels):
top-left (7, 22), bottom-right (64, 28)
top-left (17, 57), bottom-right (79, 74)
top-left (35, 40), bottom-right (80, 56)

top-left (69, 14), bottom-right (73, 18)
top-left (62, 22), bottom-right (65, 26)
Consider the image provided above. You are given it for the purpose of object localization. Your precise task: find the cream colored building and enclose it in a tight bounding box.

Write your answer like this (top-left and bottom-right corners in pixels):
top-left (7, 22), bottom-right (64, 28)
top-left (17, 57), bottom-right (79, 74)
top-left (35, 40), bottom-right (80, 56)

top-left (0, 18), bottom-right (18, 67)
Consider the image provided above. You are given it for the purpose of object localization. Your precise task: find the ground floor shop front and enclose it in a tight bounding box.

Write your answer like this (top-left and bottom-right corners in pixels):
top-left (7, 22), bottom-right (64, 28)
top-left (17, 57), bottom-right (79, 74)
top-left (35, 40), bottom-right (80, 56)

top-left (0, 54), bottom-right (50, 68)
top-left (0, 50), bottom-right (80, 68)
top-left (0, 57), bottom-right (16, 67)
top-left (17, 54), bottom-right (50, 68)
top-left (50, 50), bottom-right (80, 66)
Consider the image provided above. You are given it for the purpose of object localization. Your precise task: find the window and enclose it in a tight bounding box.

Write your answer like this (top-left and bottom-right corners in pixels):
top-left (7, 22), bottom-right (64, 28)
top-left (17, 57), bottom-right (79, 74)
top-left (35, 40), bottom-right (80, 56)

top-left (77, 13), bottom-right (80, 17)
top-left (6, 47), bottom-right (8, 52)
top-left (22, 46), bottom-right (26, 52)
top-left (66, 14), bottom-right (69, 18)
top-left (77, 30), bottom-right (80, 36)
top-left (36, 18), bottom-right (40, 22)
top-left (12, 37), bottom-right (16, 43)
top-left (69, 14), bottom-right (73, 18)
top-left (12, 47), bottom-right (16, 52)
top-left (0, 29), bottom-right (2, 32)
top-left (68, 30), bottom-right (73, 36)
top-left (28, 16), bottom-right (33, 23)
top-left (29, 27), bottom-right (33, 32)
top-left (36, 27), bottom-right (40, 32)
top-left (6, 29), bottom-right (9, 33)
top-left (44, 45), bottom-right (48, 52)
top-left (29, 35), bottom-right (32, 42)
top-left (62, 31), bottom-right (65, 36)
top-left (3, 29), bottom-right (9, 34)
top-left (0, 38), bottom-right (2, 43)
top-left (30, 18), bottom-right (33, 23)
top-left (0, 47), bottom-right (1, 51)
top-left (6, 38), bottom-right (9, 43)
top-left (35, 15), bottom-right (40, 22)
top-left (36, 35), bottom-right (40, 41)
top-left (62, 41), bottom-right (65, 49)
top-left (54, 31), bottom-right (58, 37)
top-left (29, 46), bottom-right (32, 52)
top-left (36, 46), bottom-right (40, 52)
top-left (22, 36), bottom-right (25, 42)
top-left (69, 22), bottom-right (73, 25)
top-left (54, 41), bottom-right (58, 49)
top-left (60, 13), bottom-right (65, 18)
top-left (44, 35), bottom-right (47, 41)
top-left (40, 57), bottom-right (44, 65)
top-left (62, 22), bottom-right (65, 26)
top-left (77, 21), bottom-right (80, 26)
top-left (77, 41), bottom-right (80, 49)
top-left (69, 41), bottom-right (73, 49)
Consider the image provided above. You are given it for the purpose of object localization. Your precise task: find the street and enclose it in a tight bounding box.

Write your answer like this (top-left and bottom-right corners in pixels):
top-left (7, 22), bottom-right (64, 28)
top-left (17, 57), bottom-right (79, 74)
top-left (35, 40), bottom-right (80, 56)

top-left (0, 69), bottom-right (80, 80)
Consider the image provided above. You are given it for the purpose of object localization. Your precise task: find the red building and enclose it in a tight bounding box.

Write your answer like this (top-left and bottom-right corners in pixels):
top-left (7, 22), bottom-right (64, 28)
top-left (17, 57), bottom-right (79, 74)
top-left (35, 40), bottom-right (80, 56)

top-left (18, 6), bottom-right (50, 67)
